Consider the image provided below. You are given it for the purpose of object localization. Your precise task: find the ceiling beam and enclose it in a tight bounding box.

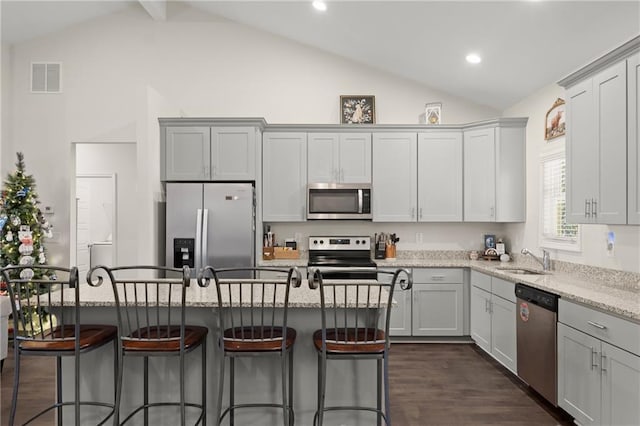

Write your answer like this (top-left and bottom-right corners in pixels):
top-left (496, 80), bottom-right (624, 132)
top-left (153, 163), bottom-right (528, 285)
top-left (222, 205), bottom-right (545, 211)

top-left (138, 0), bottom-right (167, 21)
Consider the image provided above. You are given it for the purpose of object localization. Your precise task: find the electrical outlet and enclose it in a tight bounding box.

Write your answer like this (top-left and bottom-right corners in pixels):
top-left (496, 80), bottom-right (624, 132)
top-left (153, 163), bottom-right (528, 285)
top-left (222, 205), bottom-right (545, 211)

top-left (607, 231), bottom-right (615, 257)
top-left (415, 232), bottom-right (423, 244)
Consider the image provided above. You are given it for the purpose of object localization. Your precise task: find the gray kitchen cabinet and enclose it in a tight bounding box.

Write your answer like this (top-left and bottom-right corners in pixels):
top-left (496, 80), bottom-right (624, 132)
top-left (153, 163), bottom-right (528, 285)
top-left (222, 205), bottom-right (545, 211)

top-left (558, 299), bottom-right (640, 426)
top-left (411, 268), bottom-right (464, 336)
top-left (388, 268), bottom-right (465, 337)
top-left (308, 133), bottom-right (371, 183)
top-left (210, 127), bottom-right (257, 181)
top-left (164, 126), bottom-right (211, 181)
top-left (469, 271), bottom-right (517, 373)
top-left (262, 132), bottom-right (307, 222)
top-left (565, 60), bottom-right (627, 224)
top-left (372, 132), bottom-right (417, 222)
top-left (463, 121), bottom-right (526, 222)
top-left (629, 52), bottom-right (640, 224)
top-left (417, 131), bottom-right (463, 221)
top-left (161, 124), bottom-right (258, 181)
top-left (382, 269), bottom-right (412, 336)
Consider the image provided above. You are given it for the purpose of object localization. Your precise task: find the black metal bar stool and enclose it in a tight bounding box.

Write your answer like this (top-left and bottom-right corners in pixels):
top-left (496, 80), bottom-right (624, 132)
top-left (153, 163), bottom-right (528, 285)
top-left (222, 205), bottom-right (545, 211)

top-left (198, 266), bottom-right (301, 426)
top-left (88, 265), bottom-right (207, 425)
top-left (2, 265), bottom-right (117, 426)
top-left (308, 268), bottom-right (412, 426)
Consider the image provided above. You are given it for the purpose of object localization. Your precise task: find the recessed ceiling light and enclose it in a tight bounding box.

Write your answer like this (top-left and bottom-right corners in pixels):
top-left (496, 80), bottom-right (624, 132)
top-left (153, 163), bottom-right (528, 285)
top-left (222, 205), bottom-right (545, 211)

top-left (466, 53), bottom-right (482, 64)
top-left (312, 1), bottom-right (327, 12)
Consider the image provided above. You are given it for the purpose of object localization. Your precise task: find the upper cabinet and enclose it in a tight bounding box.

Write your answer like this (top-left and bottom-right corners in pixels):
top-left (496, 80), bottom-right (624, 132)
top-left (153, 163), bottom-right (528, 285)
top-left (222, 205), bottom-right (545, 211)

top-left (263, 132), bottom-right (307, 222)
top-left (559, 36), bottom-right (640, 225)
top-left (160, 119), bottom-right (262, 182)
top-left (308, 133), bottom-right (371, 183)
top-left (629, 52), bottom-right (640, 224)
top-left (372, 132), bottom-right (418, 222)
top-left (463, 120), bottom-right (526, 222)
top-left (417, 131), bottom-right (463, 222)
top-left (164, 126), bottom-right (211, 181)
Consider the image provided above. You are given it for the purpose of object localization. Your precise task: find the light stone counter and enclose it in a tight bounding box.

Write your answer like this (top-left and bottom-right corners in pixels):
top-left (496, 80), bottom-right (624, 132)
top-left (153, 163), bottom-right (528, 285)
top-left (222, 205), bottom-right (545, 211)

top-left (263, 255), bottom-right (640, 322)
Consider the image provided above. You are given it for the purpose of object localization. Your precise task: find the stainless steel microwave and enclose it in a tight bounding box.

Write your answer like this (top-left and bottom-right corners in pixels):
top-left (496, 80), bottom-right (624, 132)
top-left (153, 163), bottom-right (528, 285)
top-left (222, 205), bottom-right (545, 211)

top-left (307, 183), bottom-right (372, 220)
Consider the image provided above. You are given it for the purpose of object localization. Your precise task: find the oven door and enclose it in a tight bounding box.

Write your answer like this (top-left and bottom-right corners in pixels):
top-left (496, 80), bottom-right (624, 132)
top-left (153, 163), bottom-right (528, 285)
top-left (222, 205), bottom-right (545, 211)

top-left (307, 183), bottom-right (372, 220)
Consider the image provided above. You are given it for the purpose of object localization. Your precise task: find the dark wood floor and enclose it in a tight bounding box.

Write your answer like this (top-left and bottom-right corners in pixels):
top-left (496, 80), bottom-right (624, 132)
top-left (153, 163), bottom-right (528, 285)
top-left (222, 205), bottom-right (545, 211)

top-left (1, 343), bottom-right (573, 425)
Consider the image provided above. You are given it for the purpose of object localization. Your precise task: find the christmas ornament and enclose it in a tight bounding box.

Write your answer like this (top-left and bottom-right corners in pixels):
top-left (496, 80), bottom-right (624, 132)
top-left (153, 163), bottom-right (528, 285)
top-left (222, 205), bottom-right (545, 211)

top-left (38, 252), bottom-right (46, 264)
top-left (19, 255), bottom-right (34, 266)
top-left (0, 216), bottom-right (6, 231)
top-left (19, 243), bottom-right (34, 255)
top-left (19, 268), bottom-right (34, 280)
top-left (11, 215), bottom-right (21, 226)
top-left (6, 231), bottom-right (13, 242)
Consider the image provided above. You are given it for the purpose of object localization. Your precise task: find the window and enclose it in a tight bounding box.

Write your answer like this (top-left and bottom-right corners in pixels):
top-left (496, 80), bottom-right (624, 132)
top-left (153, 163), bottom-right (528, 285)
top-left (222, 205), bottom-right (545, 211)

top-left (540, 147), bottom-right (580, 251)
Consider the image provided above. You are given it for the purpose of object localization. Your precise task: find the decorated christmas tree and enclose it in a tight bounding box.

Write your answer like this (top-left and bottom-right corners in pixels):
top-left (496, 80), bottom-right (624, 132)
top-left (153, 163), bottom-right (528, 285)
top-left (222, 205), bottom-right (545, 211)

top-left (0, 153), bottom-right (54, 329)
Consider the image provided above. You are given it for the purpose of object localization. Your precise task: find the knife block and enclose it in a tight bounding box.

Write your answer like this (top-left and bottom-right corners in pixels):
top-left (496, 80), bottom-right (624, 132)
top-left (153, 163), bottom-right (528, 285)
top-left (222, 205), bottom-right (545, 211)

top-left (374, 241), bottom-right (386, 259)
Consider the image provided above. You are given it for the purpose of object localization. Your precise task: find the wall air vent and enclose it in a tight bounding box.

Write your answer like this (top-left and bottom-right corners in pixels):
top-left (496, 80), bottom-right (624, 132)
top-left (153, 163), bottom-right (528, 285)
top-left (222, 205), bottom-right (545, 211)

top-left (31, 62), bottom-right (62, 93)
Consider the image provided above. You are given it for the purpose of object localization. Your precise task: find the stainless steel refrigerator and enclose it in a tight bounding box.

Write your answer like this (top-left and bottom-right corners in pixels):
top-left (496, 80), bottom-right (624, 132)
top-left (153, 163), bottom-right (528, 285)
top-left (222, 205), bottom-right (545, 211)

top-left (165, 183), bottom-right (255, 277)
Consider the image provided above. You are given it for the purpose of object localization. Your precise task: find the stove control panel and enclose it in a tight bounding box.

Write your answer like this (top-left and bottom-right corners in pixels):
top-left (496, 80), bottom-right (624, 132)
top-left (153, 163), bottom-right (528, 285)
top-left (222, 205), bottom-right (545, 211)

top-left (309, 236), bottom-right (371, 250)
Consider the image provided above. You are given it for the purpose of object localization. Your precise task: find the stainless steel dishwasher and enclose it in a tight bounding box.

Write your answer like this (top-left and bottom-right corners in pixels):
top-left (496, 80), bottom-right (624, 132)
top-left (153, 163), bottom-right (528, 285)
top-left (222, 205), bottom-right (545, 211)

top-left (515, 283), bottom-right (559, 406)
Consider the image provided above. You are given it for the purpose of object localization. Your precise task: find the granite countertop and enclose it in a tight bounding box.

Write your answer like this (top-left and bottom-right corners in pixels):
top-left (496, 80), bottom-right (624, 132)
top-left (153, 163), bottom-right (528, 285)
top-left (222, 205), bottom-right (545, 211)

top-left (51, 278), bottom-right (387, 309)
top-left (263, 255), bottom-right (640, 322)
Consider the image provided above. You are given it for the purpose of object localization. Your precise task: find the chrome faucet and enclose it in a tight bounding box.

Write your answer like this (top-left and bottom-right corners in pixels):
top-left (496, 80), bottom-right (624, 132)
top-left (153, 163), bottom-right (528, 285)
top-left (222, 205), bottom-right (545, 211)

top-left (521, 248), bottom-right (551, 271)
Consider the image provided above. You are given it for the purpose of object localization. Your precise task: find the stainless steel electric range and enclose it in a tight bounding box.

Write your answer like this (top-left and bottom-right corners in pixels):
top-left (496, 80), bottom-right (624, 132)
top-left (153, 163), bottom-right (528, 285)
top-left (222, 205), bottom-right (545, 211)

top-left (307, 236), bottom-right (377, 280)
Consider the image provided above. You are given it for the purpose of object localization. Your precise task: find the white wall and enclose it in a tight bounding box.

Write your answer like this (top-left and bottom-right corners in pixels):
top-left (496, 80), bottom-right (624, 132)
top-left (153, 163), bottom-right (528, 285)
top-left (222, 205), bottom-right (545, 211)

top-left (2, 5), bottom-right (498, 266)
top-left (503, 84), bottom-right (640, 273)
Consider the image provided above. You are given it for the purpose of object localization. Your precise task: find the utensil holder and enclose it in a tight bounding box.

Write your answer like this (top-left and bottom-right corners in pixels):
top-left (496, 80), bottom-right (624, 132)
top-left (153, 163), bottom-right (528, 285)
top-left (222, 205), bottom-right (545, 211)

top-left (385, 244), bottom-right (396, 260)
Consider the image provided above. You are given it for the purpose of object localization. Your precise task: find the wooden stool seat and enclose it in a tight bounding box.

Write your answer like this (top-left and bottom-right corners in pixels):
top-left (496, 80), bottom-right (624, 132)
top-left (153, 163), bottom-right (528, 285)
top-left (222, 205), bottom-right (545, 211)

top-left (122, 325), bottom-right (208, 352)
top-left (312, 328), bottom-right (386, 354)
top-left (19, 324), bottom-right (117, 352)
top-left (223, 326), bottom-right (296, 352)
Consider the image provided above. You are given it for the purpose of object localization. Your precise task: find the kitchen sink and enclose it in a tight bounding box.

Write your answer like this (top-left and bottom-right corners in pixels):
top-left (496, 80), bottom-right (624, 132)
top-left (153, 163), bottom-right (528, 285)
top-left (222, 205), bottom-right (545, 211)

top-left (496, 267), bottom-right (549, 275)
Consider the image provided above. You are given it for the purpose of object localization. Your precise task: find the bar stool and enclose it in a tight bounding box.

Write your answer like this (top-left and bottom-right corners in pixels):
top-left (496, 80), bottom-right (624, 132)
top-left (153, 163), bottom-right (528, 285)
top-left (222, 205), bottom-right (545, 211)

top-left (308, 268), bottom-right (412, 426)
top-left (88, 265), bottom-right (207, 425)
top-left (1, 265), bottom-right (117, 426)
top-left (197, 266), bottom-right (301, 426)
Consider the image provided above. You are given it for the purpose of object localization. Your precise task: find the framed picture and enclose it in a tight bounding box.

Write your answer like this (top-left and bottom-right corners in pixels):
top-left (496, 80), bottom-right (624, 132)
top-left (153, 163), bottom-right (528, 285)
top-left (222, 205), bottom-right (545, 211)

top-left (340, 95), bottom-right (375, 124)
top-left (425, 102), bottom-right (442, 125)
top-left (484, 234), bottom-right (496, 250)
top-left (545, 98), bottom-right (566, 140)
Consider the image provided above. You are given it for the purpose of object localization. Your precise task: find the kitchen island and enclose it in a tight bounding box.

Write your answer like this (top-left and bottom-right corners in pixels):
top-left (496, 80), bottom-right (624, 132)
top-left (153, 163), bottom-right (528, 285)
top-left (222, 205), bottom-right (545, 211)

top-left (53, 277), bottom-right (395, 426)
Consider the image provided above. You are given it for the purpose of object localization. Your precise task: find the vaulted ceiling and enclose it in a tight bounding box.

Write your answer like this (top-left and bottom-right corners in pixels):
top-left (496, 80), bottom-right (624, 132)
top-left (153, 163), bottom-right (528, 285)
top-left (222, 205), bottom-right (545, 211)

top-left (2, 1), bottom-right (639, 109)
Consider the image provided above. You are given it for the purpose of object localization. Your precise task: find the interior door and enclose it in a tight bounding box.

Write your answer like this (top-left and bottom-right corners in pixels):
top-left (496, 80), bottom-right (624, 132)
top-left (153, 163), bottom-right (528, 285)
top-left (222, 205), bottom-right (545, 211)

top-left (75, 179), bottom-right (91, 280)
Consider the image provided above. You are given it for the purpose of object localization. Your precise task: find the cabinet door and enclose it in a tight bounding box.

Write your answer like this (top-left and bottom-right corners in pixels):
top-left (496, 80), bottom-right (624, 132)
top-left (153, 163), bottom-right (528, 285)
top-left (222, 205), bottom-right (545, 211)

top-left (372, 133), bottom-right (417, 222)
top-left (417, 131), bottom-right (463, 221)
top-left (165, 127), bottom-right (211, 181)
top-left (628, 53), bottom-right (640, 224)
top-left (558, 323), bottom-right (601, 426)
top-left (412, 283), bottom-right (463, 336)
top-left (470, 285), bottom-right (491, 352)
top-left (339, 133), bottom-right (371, 183)
top-left (262, 133), bottom-right (307, 221)
top-left (490, 295), bottom-right (516, 373)
top-left (389, 285), bottom-right (412, 336)
top-left (463, 128), bottom-right (496, 221)
top-left (593, 61), bottom-right (627, 224)
top-left (495, 126), bottom-right (526, 222)
top-left (566, 78), bottom-right (597, 223)
top-left (210, 127), bottom-right (256, 181)
top-left (601, 342), bottom-right (640, 426)
top-left (308, 133), bottom-right (339, 183)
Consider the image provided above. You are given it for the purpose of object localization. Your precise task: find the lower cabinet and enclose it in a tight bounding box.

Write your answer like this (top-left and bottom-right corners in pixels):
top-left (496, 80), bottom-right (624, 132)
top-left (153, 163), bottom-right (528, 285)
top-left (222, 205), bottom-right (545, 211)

top-left (470, 271), bottom-right (517, 373)
top-left (387, 268), bottom-right (465, 337)
top-left (558, 300), bottom-right (640, 426)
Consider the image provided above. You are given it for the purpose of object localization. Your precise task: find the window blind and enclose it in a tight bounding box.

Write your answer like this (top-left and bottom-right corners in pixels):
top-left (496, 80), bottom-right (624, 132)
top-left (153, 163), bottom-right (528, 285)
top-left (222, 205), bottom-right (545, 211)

top-left (541, 156), bottom-right (578, 241)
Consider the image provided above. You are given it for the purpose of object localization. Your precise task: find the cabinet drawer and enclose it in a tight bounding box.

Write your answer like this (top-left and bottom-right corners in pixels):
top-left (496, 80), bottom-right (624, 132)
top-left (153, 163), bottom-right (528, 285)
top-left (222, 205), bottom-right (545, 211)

top-left (378, 268), bottom-right (412, 284)
top-left (559, 299), bottom-right (640, 356)
top-left (413, 268), bottom-right (463, 284)
top-left (491, 277), bottom-right (516, 303)
top-left (470, 270), bottom-right (492, 292)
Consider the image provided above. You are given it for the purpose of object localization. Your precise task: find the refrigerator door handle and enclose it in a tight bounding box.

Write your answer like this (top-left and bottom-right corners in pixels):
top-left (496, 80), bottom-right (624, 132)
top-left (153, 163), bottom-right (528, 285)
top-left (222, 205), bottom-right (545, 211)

top-left (202, 208), bottom-right (209, 268)
top-left (195, 208), bottom-right (203, 272)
